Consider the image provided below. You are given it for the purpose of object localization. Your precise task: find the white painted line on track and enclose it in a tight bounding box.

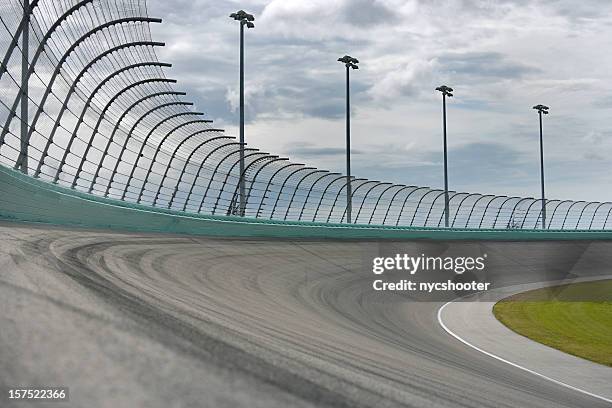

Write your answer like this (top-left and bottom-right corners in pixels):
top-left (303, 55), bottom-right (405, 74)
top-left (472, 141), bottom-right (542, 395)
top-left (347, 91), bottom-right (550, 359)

top-left (437, 300), bottom-right (612, 405)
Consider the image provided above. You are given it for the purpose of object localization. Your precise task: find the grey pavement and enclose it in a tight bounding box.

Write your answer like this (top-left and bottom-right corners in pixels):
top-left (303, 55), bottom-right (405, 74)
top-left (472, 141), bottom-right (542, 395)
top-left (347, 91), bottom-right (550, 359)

top-left (0, 221), bottom-right (611, 407)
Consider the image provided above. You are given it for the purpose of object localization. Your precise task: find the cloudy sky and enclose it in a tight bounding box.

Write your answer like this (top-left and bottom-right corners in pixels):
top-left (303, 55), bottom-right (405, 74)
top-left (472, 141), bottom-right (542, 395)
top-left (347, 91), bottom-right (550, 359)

top-left (147, 0), bottom-right (612, 202)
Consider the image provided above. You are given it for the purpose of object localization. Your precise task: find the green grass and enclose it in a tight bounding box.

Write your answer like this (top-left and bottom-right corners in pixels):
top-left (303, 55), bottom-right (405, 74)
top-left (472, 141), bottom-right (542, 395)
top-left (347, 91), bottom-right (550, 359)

top-left (493, 279), bottom-right (612, 367)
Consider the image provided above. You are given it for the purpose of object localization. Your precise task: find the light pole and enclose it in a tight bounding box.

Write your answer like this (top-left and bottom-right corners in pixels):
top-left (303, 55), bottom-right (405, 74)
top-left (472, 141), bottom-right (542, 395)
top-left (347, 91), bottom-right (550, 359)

top-left (533, 104), bottom-right (549, 229)
top-left (435, 85), bottom-right (453, 228)
top-left (338, 55), bottom-right (359, 223)
top-left (230, 10), bottom-right (255, 216)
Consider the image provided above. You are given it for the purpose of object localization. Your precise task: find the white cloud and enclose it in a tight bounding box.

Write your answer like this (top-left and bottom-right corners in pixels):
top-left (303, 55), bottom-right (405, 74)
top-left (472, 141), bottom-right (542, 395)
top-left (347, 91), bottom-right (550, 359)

top-left (148, 0), bottom-right (612, 201)
top-left (368, 58), bottom-right (438, 101)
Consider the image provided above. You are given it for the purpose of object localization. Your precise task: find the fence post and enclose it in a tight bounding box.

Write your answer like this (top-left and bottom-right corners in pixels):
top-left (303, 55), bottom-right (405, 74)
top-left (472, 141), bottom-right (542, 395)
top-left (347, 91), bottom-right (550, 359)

top-left (19, 0), bottom-right (30, 173)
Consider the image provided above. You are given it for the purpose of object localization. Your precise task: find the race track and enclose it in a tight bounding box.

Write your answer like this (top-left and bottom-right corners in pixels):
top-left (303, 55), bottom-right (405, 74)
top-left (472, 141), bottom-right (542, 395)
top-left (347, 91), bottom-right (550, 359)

top-left (1, 221), bottom-right (610, 408)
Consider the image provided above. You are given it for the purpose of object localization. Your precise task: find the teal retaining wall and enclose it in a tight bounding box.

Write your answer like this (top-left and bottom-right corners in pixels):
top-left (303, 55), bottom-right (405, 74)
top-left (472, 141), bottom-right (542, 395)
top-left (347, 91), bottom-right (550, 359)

top-left (1, 165), bottom-right (611, 241)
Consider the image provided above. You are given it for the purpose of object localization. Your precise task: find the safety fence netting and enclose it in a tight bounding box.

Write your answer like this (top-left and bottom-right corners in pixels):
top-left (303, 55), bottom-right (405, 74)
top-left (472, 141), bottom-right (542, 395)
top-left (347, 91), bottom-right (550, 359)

top-left (0, 0), bottom-right (610, 229)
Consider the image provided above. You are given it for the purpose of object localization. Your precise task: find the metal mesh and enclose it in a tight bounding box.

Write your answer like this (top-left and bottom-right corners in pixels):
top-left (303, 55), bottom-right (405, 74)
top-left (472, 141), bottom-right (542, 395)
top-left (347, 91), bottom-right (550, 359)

top-left (0, 0), bottom-right (610, 230)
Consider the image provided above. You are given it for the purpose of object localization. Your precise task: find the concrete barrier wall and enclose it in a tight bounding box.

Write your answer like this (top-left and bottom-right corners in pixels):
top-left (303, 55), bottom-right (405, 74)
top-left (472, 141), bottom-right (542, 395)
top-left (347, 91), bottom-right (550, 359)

top-left (1, 165), bottom-right (612, 241)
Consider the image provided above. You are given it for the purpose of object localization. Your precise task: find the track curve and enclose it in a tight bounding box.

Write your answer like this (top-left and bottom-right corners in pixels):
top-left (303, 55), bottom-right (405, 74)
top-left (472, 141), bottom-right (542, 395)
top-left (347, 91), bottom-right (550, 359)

top-left (1, 221), bottom-right (610, 407)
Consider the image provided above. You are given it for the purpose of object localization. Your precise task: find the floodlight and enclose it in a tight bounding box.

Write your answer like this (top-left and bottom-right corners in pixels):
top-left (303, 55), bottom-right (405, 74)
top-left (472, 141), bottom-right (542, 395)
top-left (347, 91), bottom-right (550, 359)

top-left (229, 9), bottom-right (256, 216)
top-left (435, 84), bottom-right (454, 227)
top-left (336, 54), bottom-right (359, 223)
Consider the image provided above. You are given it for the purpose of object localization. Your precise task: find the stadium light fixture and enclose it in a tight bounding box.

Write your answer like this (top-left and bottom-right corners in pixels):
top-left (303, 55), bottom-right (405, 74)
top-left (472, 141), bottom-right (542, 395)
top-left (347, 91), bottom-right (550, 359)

top-left (435, 85), bottom-right (453, 228)
top-left (229, 10), bottom-right (255, 216)
top-left (533, 104), bottom-right (550, 229)
top-left (338, 55), bottom-right (359, 223)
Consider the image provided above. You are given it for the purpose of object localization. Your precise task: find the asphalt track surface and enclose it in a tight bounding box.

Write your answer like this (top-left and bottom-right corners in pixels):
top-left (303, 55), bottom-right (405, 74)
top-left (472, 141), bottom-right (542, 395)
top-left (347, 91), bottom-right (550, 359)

top-left (1, 221), bottom-right (611, 408)
top-left (440, 278), bottom-right (612, 402)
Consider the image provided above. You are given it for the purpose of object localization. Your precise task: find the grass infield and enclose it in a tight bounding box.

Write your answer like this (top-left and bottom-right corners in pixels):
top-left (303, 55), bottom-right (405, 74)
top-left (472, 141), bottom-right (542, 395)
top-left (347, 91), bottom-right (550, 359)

top-left (493, 279), bottom-right (612, 367)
